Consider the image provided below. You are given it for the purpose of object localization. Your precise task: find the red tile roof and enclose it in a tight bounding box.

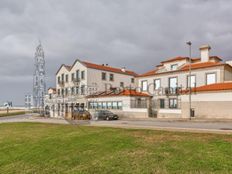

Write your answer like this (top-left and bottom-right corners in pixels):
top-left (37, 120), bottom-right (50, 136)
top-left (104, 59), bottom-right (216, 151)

top-left (182, 82), bottom-right (232, 93)
top-left (161, 56), bottom-right (189, 64)
top-left (180, 62), bottom-right (222, 71)
top-left (56, 60), bottom-right (138, 76)
top-left (138, 56), bottom-right (225, 77)
top-left (81, 61), bottom-right (138, 76)
top-left (138, 69), bottom-right (157, 77)
top-left (87, 89), bottom-right (150, 98)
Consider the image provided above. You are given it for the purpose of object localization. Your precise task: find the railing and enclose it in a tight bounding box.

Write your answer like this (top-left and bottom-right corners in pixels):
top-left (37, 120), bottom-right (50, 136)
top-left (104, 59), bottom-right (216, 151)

top-left (58, 81), bottom-right (65, 87)
top-left (72, 78), bottom-right (80, 85)
top-left (164, 87), bottom-right (182, 96)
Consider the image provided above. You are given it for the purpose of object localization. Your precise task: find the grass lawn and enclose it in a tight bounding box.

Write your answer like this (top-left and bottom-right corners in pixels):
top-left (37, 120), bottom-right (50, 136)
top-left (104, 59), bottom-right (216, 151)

top-left (0, 123), bottom-right (232, 174)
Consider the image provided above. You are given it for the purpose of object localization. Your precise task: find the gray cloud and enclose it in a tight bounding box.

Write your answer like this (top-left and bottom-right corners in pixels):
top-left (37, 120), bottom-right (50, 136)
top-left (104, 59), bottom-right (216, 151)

top-left (0, 0), bottom-right (232, 105)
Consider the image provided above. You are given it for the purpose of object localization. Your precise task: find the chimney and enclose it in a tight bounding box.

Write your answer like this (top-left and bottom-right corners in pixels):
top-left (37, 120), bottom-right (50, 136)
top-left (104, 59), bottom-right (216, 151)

top-left (199, 45), bottom-right (211, 62)
top-left (121, 67), bottom-right (126, 72)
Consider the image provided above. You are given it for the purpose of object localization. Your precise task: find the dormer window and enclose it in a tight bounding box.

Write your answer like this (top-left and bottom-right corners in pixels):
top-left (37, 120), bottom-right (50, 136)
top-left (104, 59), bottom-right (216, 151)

top-left (171, 64), bottom-right (178, 71)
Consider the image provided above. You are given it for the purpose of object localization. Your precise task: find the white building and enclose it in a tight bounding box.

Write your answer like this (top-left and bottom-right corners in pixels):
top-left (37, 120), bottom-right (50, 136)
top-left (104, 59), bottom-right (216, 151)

top-left (137, 45), bottom-right (232, 118)
top-left (45, 45), bottom-right (232, 119)
top-left (46, 59), bottom-right (137, 118)
top-left (25, 94), bottom-right (33, 109)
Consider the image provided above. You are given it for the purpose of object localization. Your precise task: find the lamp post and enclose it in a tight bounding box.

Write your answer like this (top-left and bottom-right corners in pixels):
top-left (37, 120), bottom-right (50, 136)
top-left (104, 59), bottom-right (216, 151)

top-left (186, 41), bottom-right (192, 120)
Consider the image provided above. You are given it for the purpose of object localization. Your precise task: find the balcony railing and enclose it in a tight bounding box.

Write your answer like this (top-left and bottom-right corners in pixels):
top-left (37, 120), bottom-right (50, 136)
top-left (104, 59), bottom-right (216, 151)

top-left (58, 81), bottom-right (65, 87)
top-left (72, 78), bottom-right (80, 85)
top-left (164, 87), bottom-right (181, 96)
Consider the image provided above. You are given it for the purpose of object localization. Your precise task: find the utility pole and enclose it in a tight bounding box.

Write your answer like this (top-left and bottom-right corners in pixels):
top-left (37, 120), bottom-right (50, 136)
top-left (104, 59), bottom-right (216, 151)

top-left (186, 41), bottom-right (192, 120)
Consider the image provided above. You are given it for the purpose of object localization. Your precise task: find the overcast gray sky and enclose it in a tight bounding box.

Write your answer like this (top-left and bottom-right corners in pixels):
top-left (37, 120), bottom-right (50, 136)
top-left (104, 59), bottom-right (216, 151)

top-left (0, 0), bottom-right (232, 105)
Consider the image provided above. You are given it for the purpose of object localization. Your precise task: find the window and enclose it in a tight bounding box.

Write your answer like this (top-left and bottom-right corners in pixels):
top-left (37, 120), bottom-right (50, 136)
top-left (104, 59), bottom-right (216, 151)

top-left (71, 87), bottom-right (75, 95)
top-left (97, 102), bottom-right (102, 109)
top-left (65, 74), bottom-right (68, 82)
top-left (61, 89), bottom-right (64, 96)
top-left (76, 87), bottom-right (79, 95)
top-left (81, 71), bottom-right (85, 79)
top-left (206, 73), bottom-right (216, 85)
top-left (171, 64), bottom-right (178, 70)
top-left (58, 77), bottom-right (60, 83)
top-left (117, 102), bottom-right (122, 109)
top-left (131, 78), bottom-right (135, 83)
top-left (102, 72), bottom-right (106, 80)
top-left (65, 88), bottom-right (68, 96)
top-left (160, 99), bottom-right (165, 109)
top-left (61, 74), bottom-right (64, 81)
top-left (71, 73), bottom-right (75, 81)
top-left (169, 98), bottom-right (177, 109)
top-left (58, 89), bottom-right (60, 95)
top-left (112, 102), bottom-right (117, 109)
top-left (154, 79), bottom-right (161, 90)
top-left (120, 82), bottom-right (124, 88)
top-left (169, 77), bottom-right (177, 88)
top-left (109, 74), bottom-right (114, 81)
top-left (76, 70), bottom-right (79, 79)
top-left (102, 102), bottom-right (107, 109)
top-left (81, 85), bottom-right (85, 95)
top-left (141, 80), bottom-right (148, 91)
top-left (107, 102), bottom-right (112, 109)
top-left (187, 75), bottom-right (196, 88)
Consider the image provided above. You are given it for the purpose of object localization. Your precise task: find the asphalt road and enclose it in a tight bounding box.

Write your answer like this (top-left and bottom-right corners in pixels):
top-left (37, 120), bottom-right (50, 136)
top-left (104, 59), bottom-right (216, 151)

top-left (1, 114), bottom-right (232, 134)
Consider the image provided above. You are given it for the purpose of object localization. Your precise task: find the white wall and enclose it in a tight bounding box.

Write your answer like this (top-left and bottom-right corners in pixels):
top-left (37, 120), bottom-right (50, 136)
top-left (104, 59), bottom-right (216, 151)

top-left (137, 66), bottom-right (223, 94)
top-left (87, 68), bottom-right (136, 92)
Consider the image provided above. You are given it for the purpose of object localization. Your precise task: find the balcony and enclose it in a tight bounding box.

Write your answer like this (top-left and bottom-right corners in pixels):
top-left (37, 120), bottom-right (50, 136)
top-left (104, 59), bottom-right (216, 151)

top-left (165, 87), bottom-right (181, 96)
top-left (58, 81), bottom-right (65, 87)
top-left (72, 78), bottom-right (80, 85)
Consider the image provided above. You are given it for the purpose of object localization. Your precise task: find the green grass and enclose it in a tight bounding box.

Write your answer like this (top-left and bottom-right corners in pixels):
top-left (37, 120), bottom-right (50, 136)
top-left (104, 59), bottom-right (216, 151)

top-left (0, 123), bottom-right (232, 174)
top-left (0, 111), bottom-right (26, 117)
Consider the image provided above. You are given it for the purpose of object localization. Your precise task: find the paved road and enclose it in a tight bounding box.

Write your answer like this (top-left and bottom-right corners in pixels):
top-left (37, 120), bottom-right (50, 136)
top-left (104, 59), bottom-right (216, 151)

top-left (0, 114), bottom-right (32, 121)
top-left (1, 114), bottom-right (232, 134)
top-left (90, 120), bottom-right (232, 134)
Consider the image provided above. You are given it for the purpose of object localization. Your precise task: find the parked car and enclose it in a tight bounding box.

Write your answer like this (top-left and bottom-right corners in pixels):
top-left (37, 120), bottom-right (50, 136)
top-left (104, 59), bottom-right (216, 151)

top-left (72, 109), bottom-right (91, 120)
top-left (93, 110), bottom-right (119, 121)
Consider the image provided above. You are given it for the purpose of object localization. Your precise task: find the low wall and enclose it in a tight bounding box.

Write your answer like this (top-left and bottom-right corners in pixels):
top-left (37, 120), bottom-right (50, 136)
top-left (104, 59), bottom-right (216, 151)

top-left (182, 101), bottom-right (232, 119)
top-left (157, 109), bottom-right (181, 118)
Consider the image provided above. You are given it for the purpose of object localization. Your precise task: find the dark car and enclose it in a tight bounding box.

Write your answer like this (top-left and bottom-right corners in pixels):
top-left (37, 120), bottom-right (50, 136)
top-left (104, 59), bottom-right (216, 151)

top-left (93, 110), bottom-right (118, 121)
top-left (72, 109), bottom-right (91, 120)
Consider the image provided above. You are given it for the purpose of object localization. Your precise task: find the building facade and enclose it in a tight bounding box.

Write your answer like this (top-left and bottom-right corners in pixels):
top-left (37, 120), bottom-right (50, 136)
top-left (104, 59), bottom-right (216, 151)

top-left (45, 44), bottom-right (232, 119)
top-left (45, 59), bottom-right (137, 118)
top-left (137, 45), bottom-right (232, 118)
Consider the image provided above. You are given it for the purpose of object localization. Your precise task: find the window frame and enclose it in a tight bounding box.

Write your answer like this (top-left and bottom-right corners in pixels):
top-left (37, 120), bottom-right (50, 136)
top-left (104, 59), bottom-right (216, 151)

top-left (109, 73), bottom-right (114, 81)
top-left (159, 99), bottom-right (165, 109)
top-left (154, 78), bottom-right (161, 90)
top-left (169, 98), bottom-right (178, 109)
top-left (81, 71), bottom-right (85, 80)
top-left (170, 64), bottom-right (178, 71)
top-left (141, 80), bottom-right (148, 91)
top-left (206, 72), bottom-right (216, 85)
top-left (102, 72), bottom-right (107, 80)
top-left (65, 74), bottom-right (69, 82)
top-left (187, 75), bottom-right (196, 88)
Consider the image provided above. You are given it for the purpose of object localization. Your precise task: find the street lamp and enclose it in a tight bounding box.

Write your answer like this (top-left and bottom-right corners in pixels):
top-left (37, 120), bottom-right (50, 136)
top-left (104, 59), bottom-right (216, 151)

top-left (186, 41), bottom-right (192, 120)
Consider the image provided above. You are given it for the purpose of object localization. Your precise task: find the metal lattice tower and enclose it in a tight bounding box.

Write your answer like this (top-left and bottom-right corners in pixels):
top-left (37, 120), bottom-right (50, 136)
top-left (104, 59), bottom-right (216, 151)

top-left (33, 42), bottom-right (46, 110)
